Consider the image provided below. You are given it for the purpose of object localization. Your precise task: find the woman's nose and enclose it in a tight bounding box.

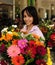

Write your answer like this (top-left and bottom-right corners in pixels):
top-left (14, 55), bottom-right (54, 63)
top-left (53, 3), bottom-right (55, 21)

top-left (26, 17), bottom-right (29, 20)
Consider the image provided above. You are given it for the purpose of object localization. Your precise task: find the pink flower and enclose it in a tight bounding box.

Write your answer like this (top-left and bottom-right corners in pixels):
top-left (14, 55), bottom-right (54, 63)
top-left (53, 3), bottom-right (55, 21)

top-left (18, 39), bottom-right (28, 49)
top-left (7, 45), bottom-right (20, 57)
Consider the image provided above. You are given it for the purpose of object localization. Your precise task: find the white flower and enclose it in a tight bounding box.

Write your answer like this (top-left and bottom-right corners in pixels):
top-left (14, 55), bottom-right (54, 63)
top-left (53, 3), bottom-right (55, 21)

top-left (12, 25), bottom-right (17, 28)
top-left (7, 31), bottom-right (13, 34)
top-left (49, 24), bottom-right (54, 28)
top-left (47, 24), bottom-right (54, 29)
top-left (1, 27), bottom-right (8, 33)
top-left (21, 33), bottom-right (25, 38)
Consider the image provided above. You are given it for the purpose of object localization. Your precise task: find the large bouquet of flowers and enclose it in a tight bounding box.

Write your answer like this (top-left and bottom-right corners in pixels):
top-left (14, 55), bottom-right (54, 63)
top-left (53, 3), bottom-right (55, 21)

top-left (0, 25), bottom-right (52, 65)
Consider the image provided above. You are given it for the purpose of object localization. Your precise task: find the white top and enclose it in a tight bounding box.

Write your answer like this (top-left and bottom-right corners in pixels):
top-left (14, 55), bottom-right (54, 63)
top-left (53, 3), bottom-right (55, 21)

top-left (21, 25), bottom-right (45, 40)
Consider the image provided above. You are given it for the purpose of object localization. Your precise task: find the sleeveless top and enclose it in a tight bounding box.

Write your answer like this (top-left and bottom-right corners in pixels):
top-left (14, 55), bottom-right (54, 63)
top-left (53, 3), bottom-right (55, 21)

top-left (21, 25), bottom-right (45, 40)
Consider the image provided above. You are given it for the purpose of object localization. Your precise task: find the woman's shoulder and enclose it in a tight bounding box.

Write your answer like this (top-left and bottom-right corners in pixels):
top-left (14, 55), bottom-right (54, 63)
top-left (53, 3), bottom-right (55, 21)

top-left (20, 25), bottom-right (27, 32)
top-left (32, 25), bottom-right (39, 29)
top-left (30, 25), bottom-right (40, 32)
top-left (21, 25), bottom-right (26, 28)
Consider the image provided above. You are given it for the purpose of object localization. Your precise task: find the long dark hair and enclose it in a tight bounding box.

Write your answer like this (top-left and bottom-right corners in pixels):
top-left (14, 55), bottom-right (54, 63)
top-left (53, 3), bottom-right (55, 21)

top-left (22, 6), bottom-right (39, 25)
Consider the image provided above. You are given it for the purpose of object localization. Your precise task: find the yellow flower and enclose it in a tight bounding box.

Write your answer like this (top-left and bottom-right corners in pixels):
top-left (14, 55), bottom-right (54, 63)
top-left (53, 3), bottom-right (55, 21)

top-left (12, 32), bottom-right (18, 36)
top-left (0, 35), bottom-right (5, 41)
top-left (47, 47), bottom-right (52, 65)
top-left (11, 29), bottom-right (14, 32)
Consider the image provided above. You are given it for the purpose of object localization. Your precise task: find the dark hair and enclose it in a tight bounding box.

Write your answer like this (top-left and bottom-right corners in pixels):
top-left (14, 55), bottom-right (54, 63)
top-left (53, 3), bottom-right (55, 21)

top-left (22, 6), bottom-right (39, 25)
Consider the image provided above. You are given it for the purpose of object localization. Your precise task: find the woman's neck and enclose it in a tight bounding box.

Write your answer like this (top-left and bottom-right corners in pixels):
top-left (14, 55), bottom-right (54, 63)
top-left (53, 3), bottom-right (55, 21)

top-left (26, 24), bottom-right (34, 31)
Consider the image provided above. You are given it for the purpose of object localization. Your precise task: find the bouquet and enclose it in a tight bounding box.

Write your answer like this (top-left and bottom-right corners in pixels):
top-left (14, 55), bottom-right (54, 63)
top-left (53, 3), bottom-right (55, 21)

top-left (39, 20), bottom-right (54, 47)
top-left (0, 25), bottom-right (51, 65)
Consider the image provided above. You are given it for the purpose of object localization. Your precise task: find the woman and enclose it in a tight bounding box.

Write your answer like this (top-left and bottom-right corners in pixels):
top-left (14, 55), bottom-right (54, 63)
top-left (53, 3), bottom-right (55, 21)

top-left (21, 6), bottom-right (45, 40)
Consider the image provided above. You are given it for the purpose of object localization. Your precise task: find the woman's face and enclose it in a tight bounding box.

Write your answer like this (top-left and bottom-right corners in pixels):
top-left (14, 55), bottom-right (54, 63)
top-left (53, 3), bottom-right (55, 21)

top-left (23, 11), bottom-right (33, 26)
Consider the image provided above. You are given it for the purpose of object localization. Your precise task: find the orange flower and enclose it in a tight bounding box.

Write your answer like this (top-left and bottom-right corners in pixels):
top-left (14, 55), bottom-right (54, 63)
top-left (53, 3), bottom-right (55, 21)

top-left (4, 33), bottom-right (13, 41)
top-left (32, 33), bottom-right (40, 39)
top-left (11, 55), bottom-right (25, 65)
top-left (12, 39), bottom-right (18, 45)
top-left (36, 40), bottom-right (44, 46)
top-left (0, 35), bottom-right (5, 41)
top-left (32, 34), bottom-right (44, 46)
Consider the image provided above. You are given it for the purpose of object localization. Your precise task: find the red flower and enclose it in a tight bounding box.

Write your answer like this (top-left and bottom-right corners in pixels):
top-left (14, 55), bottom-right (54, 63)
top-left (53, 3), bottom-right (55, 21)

top-left (11, 55), bottom-right (25, 65)
top-left (48, 40), bottom-right (55, 47)
top-left (50, 32), bottom-right (55, 41)
top-left (12, 39), bottom-right (18, 45)
top-left (48, 41), bottom-right (52, 47)
top-left (0, 43), bottom-right (6, 53)
top-left (20, 46), bottom-right (28, 54)
top-left (36, 46), bottom-right (46, 56)
top-left (47, 32), bottom-right (55, 47)
top-left (25, 40), bottom-right (37, 58)
top-left (29, 40), bottom-right (36, 47)
top-left (0, 59), bottom-right (7, 65)
top-left (27, 46), bottom-right (37, 58)
top-left (35, 59), bottom-right (47, 65)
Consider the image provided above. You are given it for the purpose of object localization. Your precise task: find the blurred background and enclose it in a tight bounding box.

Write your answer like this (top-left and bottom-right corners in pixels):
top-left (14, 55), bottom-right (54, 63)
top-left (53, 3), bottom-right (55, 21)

top-left (0, 0), bottom-right (55, 20)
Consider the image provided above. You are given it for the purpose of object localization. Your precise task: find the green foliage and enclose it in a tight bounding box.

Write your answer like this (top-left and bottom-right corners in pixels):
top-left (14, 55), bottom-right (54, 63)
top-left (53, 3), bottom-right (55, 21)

top-left (1, 51), bottom-right (12, 64)
top-left (25, 58), bottom-right (34, 65)
top-left (25, 34), bottom-right (36, 41)
top-left (39, 19), bottom-right (52, 27)
top-left (13, 32), bottom-right (23, 39)
top-left (28, 0), bottom-right (35, 6)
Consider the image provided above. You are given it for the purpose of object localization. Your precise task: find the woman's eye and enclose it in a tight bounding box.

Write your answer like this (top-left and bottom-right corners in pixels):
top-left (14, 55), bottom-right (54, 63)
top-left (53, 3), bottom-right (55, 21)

top-left (24, 15), bottom-right (26, 17)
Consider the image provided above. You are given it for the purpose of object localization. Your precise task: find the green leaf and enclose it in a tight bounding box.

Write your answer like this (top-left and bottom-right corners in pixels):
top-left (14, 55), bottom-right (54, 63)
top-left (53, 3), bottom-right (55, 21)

top-left (25, 34), bottom-right (36, 41)
top-left (25, 58), bottom-right (34, 65)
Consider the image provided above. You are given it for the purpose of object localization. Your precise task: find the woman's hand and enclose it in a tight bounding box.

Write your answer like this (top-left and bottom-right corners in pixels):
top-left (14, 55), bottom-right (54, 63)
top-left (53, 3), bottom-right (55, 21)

top-left (20, 29), bottom-right (28, 34)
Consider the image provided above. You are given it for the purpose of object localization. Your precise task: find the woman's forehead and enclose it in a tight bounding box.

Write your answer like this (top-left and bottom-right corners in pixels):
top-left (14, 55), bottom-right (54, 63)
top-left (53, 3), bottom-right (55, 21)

top-left (24, 10), bottom-right (32, 17)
